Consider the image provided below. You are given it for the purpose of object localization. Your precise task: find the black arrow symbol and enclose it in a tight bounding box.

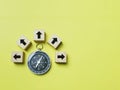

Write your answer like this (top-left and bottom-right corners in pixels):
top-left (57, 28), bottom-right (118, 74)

top-left (14, 54), bottom-right (21, 60)
top-left (36, 31), bottom-right (42, 39)
top-left (57, 54), bottom-right (65, 59)
top-left (20, 39), bottom-right (26, 45)
top-left (51, 38), bottom-right (58, 44)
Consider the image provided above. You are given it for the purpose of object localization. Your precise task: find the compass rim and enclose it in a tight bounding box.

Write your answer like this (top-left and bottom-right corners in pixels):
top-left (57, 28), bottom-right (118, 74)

top-left (27, 50), bottom-right (51, 75)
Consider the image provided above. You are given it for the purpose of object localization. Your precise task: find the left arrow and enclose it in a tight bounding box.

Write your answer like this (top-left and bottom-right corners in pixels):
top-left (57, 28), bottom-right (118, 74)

top-left (36, 31), bottom-right (42, 39)
top-left (20, 39), bottom-right (26, 45)
top-left (14, 54), bottom-right (21, 60)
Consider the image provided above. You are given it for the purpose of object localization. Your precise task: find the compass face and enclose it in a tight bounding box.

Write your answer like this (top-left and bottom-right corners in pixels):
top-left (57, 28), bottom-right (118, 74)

top-left (27, 50), bottom-right (51, 75)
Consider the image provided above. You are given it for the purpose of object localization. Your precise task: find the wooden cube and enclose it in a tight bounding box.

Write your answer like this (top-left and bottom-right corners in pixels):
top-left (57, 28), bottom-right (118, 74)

top-left (55, 52), bottom-right (67, 63)
top-left (11, 51), bottom-right (24, 63)
top-left (48, 35), bottom-right (62, 49)
top-left (34, 30), bottom-right (45, 42)
top-left (17, 35), bottom-right (31, 50)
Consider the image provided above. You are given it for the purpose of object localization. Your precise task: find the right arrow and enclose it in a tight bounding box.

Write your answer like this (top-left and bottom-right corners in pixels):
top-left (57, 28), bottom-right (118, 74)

top-left (20, 39), bottom-right (26, 45)
top-left (57, 54), bottom-right (65, 59)
top-left (36, 31), bottom-right (42, 39)
top-left (51, 38), bottom-right (58, 44)
top-left (14, 54), bottom-right (21, 60)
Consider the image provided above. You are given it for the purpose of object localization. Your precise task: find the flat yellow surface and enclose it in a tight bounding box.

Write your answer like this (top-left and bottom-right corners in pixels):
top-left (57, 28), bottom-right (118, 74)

top-left (0, 0), bottom-right (120, 90)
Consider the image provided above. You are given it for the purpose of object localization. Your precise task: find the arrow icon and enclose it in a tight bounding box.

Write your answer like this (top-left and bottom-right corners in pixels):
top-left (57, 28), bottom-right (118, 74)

top-left (51, 38), bottom-right (58, 44)
top-left (36, 31), bottom-right (42, 39)
top-left (57, 54), bottom-right (65, 59)
top-left (20, 39), bottom-right (26, 45)
top-left (14, 54), bottom-right (21, 60)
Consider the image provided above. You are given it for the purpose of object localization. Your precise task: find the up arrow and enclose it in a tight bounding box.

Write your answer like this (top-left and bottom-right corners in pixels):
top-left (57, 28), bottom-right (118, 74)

top-left (14, 54), bottom-right (21, 60)
top-left (20, 39), bottom-right (26, 45)
top-left (36, 31), bottom-right (42, 39)
top-left (57, 54), bottom-right (65, 59)
top-left (51, 38), bottom-right (58, 44)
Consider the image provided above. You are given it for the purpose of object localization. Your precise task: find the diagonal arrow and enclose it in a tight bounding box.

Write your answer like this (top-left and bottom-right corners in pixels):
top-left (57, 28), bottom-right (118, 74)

top-left (51, 38), bottom-right (57, 44)
top-left (20, 39), bottom-right (26, 45)
top-left (36, 31), bottom-right (42, 39)
top-left (14, 54), bottom-right (21, 60)
top-left (57, 54), bottom-right (65, 59)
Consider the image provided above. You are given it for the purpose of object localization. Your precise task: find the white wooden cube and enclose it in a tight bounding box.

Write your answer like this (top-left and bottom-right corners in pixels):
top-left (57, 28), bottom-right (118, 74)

top-left (48, 35), bottom-right (62, 49)
top-left (55, 52), bottom-right (67, 63)
top-left (11, 51), bottom-right (24, 63)
top-left (17, 35), bottom-right (31, 50)
top-left (34, 30), bottom-right (45, 42)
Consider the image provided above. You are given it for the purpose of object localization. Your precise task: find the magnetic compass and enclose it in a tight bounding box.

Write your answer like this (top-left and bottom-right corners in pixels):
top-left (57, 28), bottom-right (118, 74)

top-left (27, 44), bottom-right (51, 75)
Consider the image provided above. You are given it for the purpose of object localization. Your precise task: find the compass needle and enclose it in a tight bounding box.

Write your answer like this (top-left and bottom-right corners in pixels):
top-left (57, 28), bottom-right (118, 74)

top-left (35, 56), bottom-right (43, 68)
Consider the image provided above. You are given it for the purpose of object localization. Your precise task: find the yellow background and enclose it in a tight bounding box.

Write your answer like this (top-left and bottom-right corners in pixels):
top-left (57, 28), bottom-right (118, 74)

top-left (0, 0), bottom-right (120, 90)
